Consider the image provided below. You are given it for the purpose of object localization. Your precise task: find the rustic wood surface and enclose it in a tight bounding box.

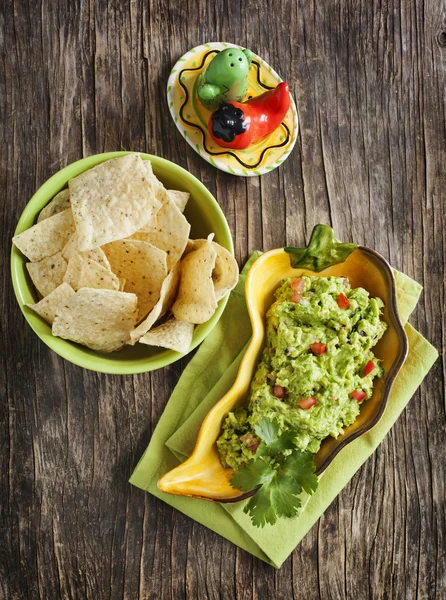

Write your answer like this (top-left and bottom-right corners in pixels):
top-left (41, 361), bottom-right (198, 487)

top-left (1, 0), bottom-right (445, 598)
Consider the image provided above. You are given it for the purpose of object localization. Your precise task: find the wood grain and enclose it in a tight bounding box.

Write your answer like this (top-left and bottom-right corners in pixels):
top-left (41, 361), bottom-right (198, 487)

top-left (1, 0), bottom-right (445, 598)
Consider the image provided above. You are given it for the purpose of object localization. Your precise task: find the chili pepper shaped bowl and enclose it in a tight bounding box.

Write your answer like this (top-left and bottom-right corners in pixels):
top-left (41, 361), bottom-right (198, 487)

top-left (158, 226), bottom-right (408, 502)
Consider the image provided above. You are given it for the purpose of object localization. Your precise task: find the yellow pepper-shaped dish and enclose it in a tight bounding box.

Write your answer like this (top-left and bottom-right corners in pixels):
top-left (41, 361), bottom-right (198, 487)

top-left (158, 226), bottom-right (408, 502)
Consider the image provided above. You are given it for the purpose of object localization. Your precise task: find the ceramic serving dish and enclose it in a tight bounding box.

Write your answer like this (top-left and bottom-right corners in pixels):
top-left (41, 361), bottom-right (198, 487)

top-left (167, 42), bottom-right (298, 176)
top-left (11, 152), bottom-right (234, 375)
top-left (158, 233), bottom-right (408, 502)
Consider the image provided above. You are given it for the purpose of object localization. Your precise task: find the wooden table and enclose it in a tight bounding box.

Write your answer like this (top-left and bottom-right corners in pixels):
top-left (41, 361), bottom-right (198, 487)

top-left (1, 1), bottom-right (445, 598)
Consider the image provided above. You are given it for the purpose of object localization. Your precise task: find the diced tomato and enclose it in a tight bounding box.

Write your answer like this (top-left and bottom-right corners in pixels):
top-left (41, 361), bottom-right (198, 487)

top-left (351, 390), bottom-right (366, 402)
top-left (337, 293), bottom-right (350, 309)
top-left (310, 342), bottom-right (327, 355)
top-left (290, 290), bottom-right (302, 303)
top-left (240, 434), bottom-right (260, 453)
top-left (363, 360), bottom-right (375, 376)
top-left (273, 385), bottom-right (286, 398)
top-left (299, 396), bottom-right (317, 409)
top-left (291, 278), bottom-right (305, 292)
top-left (290, 278), bottom-right (305, 303)
top-left (291, 290), bottom-right (301, 303)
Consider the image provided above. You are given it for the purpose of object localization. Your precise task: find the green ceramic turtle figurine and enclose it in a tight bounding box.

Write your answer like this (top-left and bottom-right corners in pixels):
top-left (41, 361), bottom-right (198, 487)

top-left (197, 47), bottom-right (254, 111)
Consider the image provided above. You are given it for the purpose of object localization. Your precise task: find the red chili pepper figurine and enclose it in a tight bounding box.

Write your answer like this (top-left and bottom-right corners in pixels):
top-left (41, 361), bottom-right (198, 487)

top-left (208, 82), bottom-right (291, 150)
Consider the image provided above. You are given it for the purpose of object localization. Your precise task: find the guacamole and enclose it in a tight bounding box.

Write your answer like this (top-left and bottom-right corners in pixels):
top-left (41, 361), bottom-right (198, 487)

top-left (217, 275), bottom-right (387, 470)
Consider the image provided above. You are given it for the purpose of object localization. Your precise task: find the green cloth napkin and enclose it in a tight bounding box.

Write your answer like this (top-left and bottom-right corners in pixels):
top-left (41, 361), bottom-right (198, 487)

top-left (130, 253), bottom-right (438, 568)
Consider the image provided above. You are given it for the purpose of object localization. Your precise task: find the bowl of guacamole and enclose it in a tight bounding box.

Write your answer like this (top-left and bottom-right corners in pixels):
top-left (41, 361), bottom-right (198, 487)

top-left (217, 275), bottom-right (387, 471)
top-left (157, 227), bottom-right (408, 526)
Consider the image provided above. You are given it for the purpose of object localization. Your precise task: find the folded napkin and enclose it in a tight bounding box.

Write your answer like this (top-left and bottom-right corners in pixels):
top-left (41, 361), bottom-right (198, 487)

top-left (130, 253), bottom-right (438, 567)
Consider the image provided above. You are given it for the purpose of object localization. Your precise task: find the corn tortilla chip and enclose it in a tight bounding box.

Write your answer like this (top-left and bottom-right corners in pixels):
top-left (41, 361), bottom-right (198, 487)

top-left (182, 238), bottom-right (238, 301)
top-left (183, 233), bottom-right (215, 258)
top-left (26, 282), bottom-right (75, 324)
top-left (143, 160), bottom-right (169, 204)
top-left (209, 243), bottom-right (238, 300)
top-left (172, 241), bottom-right (217, 324)
top-left (52, 288), bottom-right (138, 352)
top-left (102, 239), bottom-right (167, 319)
top-left (167, 190), bottom-right (189, 213)
top-left (26, 252), bottom-right (68, 297)
top-left (139, 318), bottom-right (194, 354)
top-left (69, 154), bottom-right (161, 251)
top-left (184, 233), bottom-right (215, 256)
top-left (129, 262), bottom-right (181, 344)
top-left (78, 259), bottom-right (120, 291)
top-left (183, 239), bottom-right (196, 257)
top-left (37, 189), bottom-right (71, 223)
top-left (64, 252), bottom-right (117, 291)
top-left (85, 247), bottom-right (111, 270)
top-left (63, 252), bottom-right (84, 289)
top-left (61, 233), bottom-right (78, 261)
top-left (130, 199), bottom-right (190, 270)
top-left (13, 209), bottom-right (75, 262)
top-left (62, 233), bottom-right (111, 270)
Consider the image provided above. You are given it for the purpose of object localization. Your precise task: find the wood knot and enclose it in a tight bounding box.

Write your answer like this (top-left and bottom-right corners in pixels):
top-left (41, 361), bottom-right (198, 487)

top-left (437, 30), bottom-right (446, 47)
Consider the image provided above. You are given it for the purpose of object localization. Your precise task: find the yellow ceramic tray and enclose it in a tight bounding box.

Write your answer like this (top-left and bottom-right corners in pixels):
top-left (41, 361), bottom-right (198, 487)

top-left (158, 228), bottom-right (408, 502)
top-left (167, 42), bottom-right (298, 176)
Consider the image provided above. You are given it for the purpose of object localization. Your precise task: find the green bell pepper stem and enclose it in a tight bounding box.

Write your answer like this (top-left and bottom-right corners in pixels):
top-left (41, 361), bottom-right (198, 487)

top-left (284, 224), bottom-right (357, 272)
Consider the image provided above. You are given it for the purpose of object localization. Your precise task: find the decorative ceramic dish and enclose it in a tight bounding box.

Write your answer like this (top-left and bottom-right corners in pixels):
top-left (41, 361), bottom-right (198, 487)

top-left (166, 42), bottom-right (298, 176)
top-left (158, 232), bottom-right (408, 501)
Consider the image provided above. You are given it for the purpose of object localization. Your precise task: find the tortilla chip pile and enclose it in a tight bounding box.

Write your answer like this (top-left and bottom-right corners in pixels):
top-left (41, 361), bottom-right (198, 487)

top-left (13, 154), bottom-right (239, 354)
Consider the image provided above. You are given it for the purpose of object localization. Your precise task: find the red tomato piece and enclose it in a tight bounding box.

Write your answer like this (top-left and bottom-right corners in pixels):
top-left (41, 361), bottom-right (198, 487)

top-left (273, 385), bottom-right (286, 398)
top-left (290, 290), bottom-right (302, 303)
top-left (310, 342), bottom-right (327, 355)
top-left (291, 278), bottom-right (305, 292)
top-left (351, 390), bottom-right (366, 402)
top-left (299, 396), bottom-right (317, 409)
top-left (290, 278), bottom-right (305, 303)
top-left (363, 360), bottom-right (375, 376)
top-left (337, 293), bottom-right (350, 309)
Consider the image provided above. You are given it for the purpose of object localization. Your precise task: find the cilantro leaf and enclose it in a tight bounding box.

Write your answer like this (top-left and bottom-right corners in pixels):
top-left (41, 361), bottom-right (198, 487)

top-left (230, 421), bottom-right (320, 527)
top-left (254, 418), bottom-right (279, 444)
top-left (230, 458), bottom-right (274, 492)
top-left (282, 451), bottom-right (318, 495)
top-left (269, 473), bottom-right (303, 519)
top-left (254, 419), bottom-right (296, 455)
top-left (243, 482), bottom-right (278, 527)
top-left (263, 429), bottom-right (296, 455)
top-left (242, 470), bottom-right (303, 527)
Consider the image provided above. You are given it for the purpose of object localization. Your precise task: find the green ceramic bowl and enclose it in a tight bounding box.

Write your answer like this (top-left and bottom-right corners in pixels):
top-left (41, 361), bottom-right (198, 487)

top-left (11, 152), bottom-right (234, 374)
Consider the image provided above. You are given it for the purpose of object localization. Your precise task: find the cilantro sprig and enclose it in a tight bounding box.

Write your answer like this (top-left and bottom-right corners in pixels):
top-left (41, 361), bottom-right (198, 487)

top-left (230, 419), bottom-right (318, 527)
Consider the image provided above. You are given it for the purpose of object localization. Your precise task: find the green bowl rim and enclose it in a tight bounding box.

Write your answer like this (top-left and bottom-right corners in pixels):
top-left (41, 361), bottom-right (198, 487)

top-left (10, 151), bottom-right (234, 375)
